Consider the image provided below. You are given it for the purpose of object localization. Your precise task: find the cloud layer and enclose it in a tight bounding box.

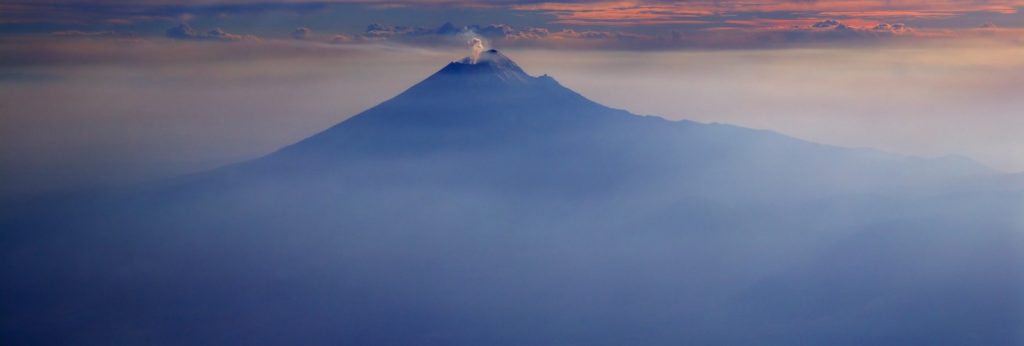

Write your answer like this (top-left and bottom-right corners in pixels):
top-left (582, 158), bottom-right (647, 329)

top-left (0, 0), bottom-right (1021, 50)
top-left (165, 23), bottom-right (257, 41)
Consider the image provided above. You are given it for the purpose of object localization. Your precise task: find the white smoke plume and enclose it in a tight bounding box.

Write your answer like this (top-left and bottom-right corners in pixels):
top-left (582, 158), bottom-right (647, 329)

top-left (468, 37), bottom-right (484, 64)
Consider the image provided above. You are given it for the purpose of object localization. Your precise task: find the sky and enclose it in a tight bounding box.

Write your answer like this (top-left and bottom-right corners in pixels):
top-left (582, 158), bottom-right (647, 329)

top-left (1, 0), bottom-right (1023, 194)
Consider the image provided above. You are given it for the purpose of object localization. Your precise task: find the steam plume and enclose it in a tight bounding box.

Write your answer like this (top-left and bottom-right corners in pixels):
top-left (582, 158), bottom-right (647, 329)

top-left (469, 37), bottom-right (484, 64)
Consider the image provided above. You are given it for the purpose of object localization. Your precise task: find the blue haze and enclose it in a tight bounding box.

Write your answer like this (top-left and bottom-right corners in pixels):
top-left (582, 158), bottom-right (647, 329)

top-left (1, 50), bottom-right (1022, 345)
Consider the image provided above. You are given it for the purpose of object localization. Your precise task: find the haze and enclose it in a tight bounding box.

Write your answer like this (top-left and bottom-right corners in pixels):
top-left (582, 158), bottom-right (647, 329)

top-left (2, 1), bottom-right (1023, 344)
top-left (3, 41), bottom-right (1024, 195)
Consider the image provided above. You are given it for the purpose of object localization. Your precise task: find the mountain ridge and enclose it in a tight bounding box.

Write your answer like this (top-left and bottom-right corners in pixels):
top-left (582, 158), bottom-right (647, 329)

top-left (244, 49), bottom-right (991, 197)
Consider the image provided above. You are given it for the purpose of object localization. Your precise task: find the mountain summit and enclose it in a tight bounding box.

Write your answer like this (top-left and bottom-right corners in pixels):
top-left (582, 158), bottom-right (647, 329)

top-left (271, 49), bottom-right (627, 160)
top-left (440, 49), bottom-right (531, 83)
top-left (395, 48), bottom-right (550, 98)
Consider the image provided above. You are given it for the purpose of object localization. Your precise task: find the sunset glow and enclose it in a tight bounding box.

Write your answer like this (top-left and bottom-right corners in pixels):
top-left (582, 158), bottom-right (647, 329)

top-left (2, 1), bottom-right (1023, 345)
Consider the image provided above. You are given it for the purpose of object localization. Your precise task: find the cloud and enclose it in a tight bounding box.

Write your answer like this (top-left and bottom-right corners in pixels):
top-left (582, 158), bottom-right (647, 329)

top-left (872, 23), bottom-right (909, 33)
top-left (506, 27), bottom-right (651, 43)
top-left (356, 23), bottom-right (503, 44)
top-left (511, 1), bottom-right (1024, 26)
top-left (812, 19), bottom-right (842, 29)
top-left (794, 19), bottom-right (915, 39)
top-left (363, 23), bottom-right (435, 40)
top-left (3, 1), bottom-right (1024, 51)
top-left (332, 20), bottom-right (931, 50)
top-left (50, 30), bottom-right (120, 37)
top-left (330, 33), bottom-right (355, 44)
top-left (469, 24), bottom-right (516, 38)
top-left (347, 22), bottom-right (656, 49)
top-left (0, 33), bottom-right (410, 69)
top-left (292, 27), bottom-right (313, 40)
top-left (165, 23), bottom-right (257, 42)
top-left (165, 23), bottom-right (200, 39)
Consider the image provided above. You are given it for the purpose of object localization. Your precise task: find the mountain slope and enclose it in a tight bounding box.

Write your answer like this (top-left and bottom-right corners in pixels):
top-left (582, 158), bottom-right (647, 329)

top-left (222, 49), bottom-right (989, 200)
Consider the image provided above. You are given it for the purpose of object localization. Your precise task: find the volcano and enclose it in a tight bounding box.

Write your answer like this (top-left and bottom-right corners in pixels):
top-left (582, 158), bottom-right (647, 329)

top-left (2, 50), bottom-right (1022, 345)
top-left (218, 49), bottom-right (987, 198)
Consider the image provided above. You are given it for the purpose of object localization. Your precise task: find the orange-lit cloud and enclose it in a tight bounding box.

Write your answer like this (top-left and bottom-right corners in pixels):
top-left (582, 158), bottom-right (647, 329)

top-left (1, 0), bottom-right (1022, 51)
top-left (513, 0), bottom-right (1023, 26)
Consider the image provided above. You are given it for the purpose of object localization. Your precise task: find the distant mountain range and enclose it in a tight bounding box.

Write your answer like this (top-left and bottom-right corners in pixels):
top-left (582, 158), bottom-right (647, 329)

top-left (2, 49), bottom-right (1021, 345)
